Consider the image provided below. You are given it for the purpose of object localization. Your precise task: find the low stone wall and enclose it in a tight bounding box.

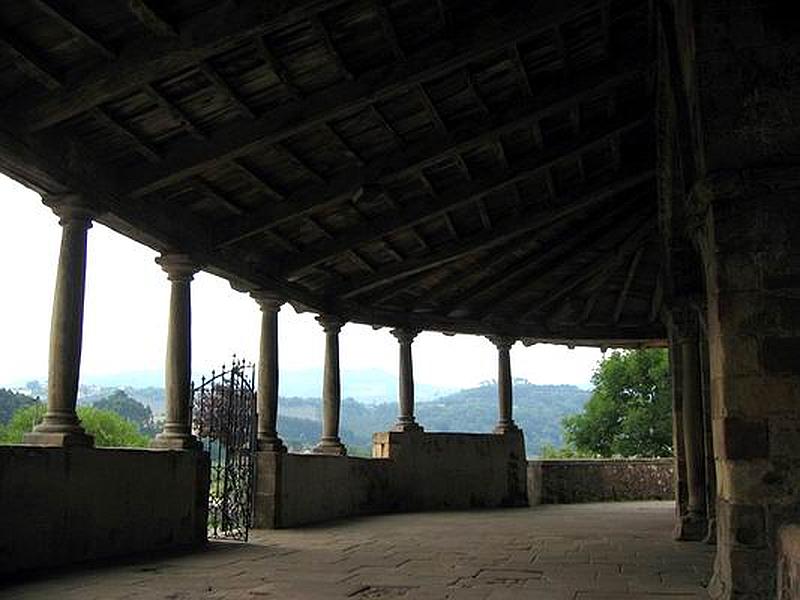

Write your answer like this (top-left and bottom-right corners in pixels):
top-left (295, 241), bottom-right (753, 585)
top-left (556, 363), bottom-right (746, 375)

top-left (779, 525), bottom-right (800, 599)
top-left (255, 430), bottom-right (528, 528)
top-left (527, 458), bottom-right (674, 505)
top-left (0, 445), bottom-right (209, 577)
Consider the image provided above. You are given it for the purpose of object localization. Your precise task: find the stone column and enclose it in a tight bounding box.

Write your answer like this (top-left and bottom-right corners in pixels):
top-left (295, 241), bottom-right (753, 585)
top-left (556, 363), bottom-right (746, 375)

top-left (314, 315), bottom-right (346, 455)
top-left (674, 315), bottom-right (708, 541)
top-left (391, 328), bottom-right (422, 432)
top-left (488, 336), bottom-right (519, 434)
top-left (253, 291), bottom-right (285, 452)
top-left (24, 195), bottom-right (94, 447)
top-left (152, 254), bottom-right (200, 450)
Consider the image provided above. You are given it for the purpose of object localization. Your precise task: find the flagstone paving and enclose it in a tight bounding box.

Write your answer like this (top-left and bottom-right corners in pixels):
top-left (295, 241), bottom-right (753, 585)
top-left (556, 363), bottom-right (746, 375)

top-left (1, 501), bottom-right (712, 599)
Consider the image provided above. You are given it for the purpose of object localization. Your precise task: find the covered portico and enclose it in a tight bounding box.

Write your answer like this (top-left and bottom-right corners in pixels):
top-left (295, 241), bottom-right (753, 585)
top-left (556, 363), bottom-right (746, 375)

top-left (0, 0), bottom-right (798, 598)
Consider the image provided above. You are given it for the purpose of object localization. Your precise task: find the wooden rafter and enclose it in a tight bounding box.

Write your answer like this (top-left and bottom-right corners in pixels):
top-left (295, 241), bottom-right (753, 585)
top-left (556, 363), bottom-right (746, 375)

top-left (275, 114), bottom-right (648, 278)
top-left (144, 84), bottom-right (205, 141)
top-left (129, 0), bottom-right (176, 37)
top-left (374, 0), bottom-right (404, 60)
top-left (193, 178), bottom-right (244, 215)
top-left (327, 170), bottom-right (655, 300)
top-left (613, 246), bottom-right (644, 323)
top-left (200, 62), bottom-right (256, 120)
top-left (0, 34), bottom-right (60, 90)
top-left (446, 199), bottom-right (641, 318)
top-left (92, 108), bottom-right (161, 162)
top-left (30, 0), bottom-right (115, 59)
top-left (116, 7), bottom-right (634, 199)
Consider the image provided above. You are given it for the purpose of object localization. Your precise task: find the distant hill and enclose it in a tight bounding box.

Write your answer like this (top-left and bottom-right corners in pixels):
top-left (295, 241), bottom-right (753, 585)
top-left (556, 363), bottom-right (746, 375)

top-left (0, 388), bottom-right (37, 424)
top-left (277, 381), bottom-right (590, 456)
top-left (4, 378), bottom-right (590, 456)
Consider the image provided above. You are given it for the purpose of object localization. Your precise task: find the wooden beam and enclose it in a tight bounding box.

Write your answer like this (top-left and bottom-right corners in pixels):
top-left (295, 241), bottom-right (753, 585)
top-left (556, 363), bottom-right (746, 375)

top-left (327, 170), bottom-right (655, 299)
top-left (115, 5), bottom-right (636, 199)
top-left (0, 33), bottom-right (61, 90)
top-left (193, 178), bottom-right (244, 215)
top-left (311, 15), bottom-right (353, 80)
top-left (446, 200), bottom-right (641, 318)
top-left (11, 0), bottom-right (356, 130)
top-left (255, 36), bottom-right (299, 98)
top-left (30, 0), bottom-right (115, 59)
top-left (144, 84), bottom-right (205, 140)
top-left (374, 0), bottom-right (404, 60)
top-left (230, 160), bottom-right (285, 201)
top-left (214, 166), bottom-right (363, 247)
top-left (275, 115), bottom-right (647, 278)
top-left (525, 220), bottom-right (656, 318)
top-left (129, 0), bottom-right (177, 37)
top-left (613, 246), bottom-right (644, 323)
top-left (92, 108), bottom-right (161, 162)
top-left (199, 62), bottom-right (256, 119)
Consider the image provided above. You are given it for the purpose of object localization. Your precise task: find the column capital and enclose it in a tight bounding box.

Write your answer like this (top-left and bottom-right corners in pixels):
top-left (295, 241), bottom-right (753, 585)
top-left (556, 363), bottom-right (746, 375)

top-left (316, 314), bottom-right (345, 334)
top-left (487, 335), bottom-right (516, 351)
top-left (43, 193), bottom-right (95, 226)
top-left (390, 327), bottom-right (420, 345)
top-left (252, 290), bottom-right (285, 312)
top-left (157, 253), bottom-right (199, 282)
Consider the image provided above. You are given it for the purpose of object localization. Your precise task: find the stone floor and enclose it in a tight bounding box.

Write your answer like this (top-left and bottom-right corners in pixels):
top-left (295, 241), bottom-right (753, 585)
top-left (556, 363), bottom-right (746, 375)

top-left (2, 502), bottom-right (713, 599)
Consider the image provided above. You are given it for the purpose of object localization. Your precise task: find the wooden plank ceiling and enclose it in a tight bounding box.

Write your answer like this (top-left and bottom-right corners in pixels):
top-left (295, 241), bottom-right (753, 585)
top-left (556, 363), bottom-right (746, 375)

top-left (0, 0), bottom-right (664, 345)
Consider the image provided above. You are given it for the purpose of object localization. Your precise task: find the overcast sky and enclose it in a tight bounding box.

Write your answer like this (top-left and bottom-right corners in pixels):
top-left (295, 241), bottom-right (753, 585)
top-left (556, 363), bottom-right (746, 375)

top-left (0, 174), bottom-right (603, 390)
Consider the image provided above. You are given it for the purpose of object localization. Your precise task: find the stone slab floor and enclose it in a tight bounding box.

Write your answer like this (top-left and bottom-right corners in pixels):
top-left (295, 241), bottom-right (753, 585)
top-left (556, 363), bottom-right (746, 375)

top-left (1, 501), bottom-right (712, 599)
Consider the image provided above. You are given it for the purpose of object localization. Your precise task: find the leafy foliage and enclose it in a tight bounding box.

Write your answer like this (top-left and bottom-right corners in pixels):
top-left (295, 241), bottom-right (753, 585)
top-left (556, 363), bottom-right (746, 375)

top-left (93, 389), bottom-right (157, 436)
top-left (562, 349), bottom-right (672, 457)
top-left (1, 403), bottom-right (149, 448)
top-left (0, 388), bottom-right (37, 424)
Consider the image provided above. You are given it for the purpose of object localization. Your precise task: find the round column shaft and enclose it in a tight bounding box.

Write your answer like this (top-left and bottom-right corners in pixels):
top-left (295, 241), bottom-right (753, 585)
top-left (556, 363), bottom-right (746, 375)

top-left (678, 333), bottom-right (708, 539)
top-left (391, 328), bottom-right (422, 432)
top-left (314, 315), bottom-right (347, 455)
top-left (152, 254), bottom-right (200, 450)
top-left (253, 292), bottom-right (285, 452)
top-left (488, 336), bottom-right (519, 434)
top-left (25, 195), bottom-right (94, 447)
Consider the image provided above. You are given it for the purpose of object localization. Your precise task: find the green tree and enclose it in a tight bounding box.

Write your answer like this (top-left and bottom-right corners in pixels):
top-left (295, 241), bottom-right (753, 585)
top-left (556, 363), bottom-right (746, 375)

top-left (1, 403), bottom-right (149, 448)
top-left (0, 388), bottom-right (37, 424)
top-left (93, 389), bottom-right (157, 436)
top-left (562, 349), bottom-right (672, 457)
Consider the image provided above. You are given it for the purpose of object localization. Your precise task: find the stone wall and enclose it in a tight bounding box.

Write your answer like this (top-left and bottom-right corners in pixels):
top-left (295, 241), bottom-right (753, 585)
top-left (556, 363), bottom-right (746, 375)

top-left (527, 459), bottom-right (674, 505)
top-left (779, 525), bottom-right (800, 599)
top-left (255, 430), bottom-right (528, 528)
top-left (0, 445), bottom-right (209, 577)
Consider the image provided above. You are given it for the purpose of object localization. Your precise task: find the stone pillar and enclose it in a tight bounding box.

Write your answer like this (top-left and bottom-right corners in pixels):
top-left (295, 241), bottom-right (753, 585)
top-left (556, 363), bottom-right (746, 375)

top-left (669, 338), bottom-right (690, 528)
top-left (391, 328), bottom-right (422, 432)
top-left (152, 254), bottom-right (200, 450)
top-left (253, 292), bottom-right (286, 452)
top-left (674, 313), bottom-right (708, 541)
top-left (24, 195), bottom-right (94, 447)
top-left (314, 315), bottom-right (346, 455)
top-left (488, 336), bottom-right (519, 434)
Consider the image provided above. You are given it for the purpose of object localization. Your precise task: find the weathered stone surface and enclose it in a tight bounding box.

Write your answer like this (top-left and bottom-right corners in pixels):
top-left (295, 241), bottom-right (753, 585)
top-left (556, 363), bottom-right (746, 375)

top-left (527, 459), bottom-right (674, 505)
top-left (2, 502), bottom-right (713, 599)
top-left (0, 446), bottom-right (209, 576)
top-left (255, 430), bottom-right (527, 528)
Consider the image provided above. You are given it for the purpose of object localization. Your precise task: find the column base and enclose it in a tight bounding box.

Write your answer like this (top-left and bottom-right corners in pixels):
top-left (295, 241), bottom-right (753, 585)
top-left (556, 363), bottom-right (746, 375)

top-left (494, 422), bottom-right (521, 435)
top-left (392, 420), bottom-right (423, 433)
top-left (22, 430), bottom-right (94, 447)
top-left (151, 433), bottom-right (202, 450)
top-left (673, 512), bottom-right (708, 541)
top-left (313, 438), bottom-right (347, 456)
top-left (258, 437), bottom-right (287, 453)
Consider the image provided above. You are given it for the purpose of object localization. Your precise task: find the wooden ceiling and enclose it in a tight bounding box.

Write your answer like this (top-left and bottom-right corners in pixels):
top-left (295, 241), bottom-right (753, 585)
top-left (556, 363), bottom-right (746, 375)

top-left (0, 0), bottom-right (664, 345)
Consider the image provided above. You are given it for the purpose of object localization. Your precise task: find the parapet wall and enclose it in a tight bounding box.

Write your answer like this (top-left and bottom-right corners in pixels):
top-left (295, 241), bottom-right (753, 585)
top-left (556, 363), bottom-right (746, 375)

top-left (255, 430), bottom-right (528, 528)
top-left (528, 458), bottom-right (674, 505)
top-left (0, 445), bottom-right (210, 577)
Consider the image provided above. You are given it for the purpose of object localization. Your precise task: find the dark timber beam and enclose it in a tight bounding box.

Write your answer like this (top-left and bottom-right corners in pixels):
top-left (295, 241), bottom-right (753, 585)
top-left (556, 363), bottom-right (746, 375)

top-left (328, 170), bottom-right (655, 300)
top-left (117, 5), bottom-right (636, 199)
top-left (277, 115), bottom-right (647, 278)
top-left (10, 0), bottom-right (356, 130)
top-left (0, 34), bottom-right (61, 90)
top-left (445, 200), bottom-right (641, 318)
top-left (30, 0), bottom-right (115, 59)
top-left (210, 62), bottom-right (647, 248)
top-left (129, 0), bottom-right (177, 37)
top-left (613, 246), bottom-right (644, 323)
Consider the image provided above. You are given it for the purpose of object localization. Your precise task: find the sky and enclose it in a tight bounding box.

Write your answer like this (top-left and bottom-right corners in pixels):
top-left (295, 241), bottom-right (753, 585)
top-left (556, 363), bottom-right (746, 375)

top-left (0, 173), bottom-right (603, 391)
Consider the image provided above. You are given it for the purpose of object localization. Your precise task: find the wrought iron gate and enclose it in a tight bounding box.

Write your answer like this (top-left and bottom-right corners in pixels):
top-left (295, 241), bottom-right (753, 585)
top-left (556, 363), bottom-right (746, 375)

top-left (192, 357), bottom-right (257, 541)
